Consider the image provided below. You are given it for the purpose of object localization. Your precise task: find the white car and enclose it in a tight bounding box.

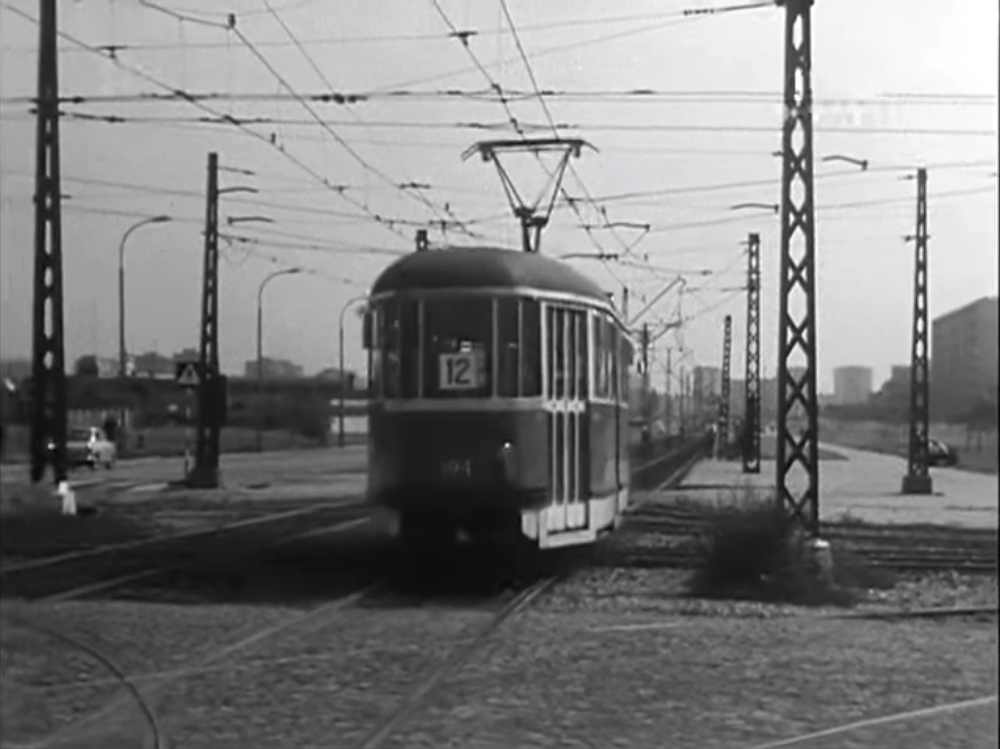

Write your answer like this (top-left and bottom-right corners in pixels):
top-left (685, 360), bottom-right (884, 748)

top-left (49, 426), bottom-right (117, 470)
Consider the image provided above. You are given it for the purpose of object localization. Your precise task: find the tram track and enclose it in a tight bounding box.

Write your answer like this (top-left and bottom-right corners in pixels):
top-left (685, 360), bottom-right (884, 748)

top-left (354, 574), bottom-right (560, 749)
top-left (0, 499), bottom-right (370, 603)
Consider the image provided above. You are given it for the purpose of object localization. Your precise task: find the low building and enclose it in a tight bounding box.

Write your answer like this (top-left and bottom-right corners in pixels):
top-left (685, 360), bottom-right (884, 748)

top-left (931, 296), bottom-right (999, 421)
top-left (833, 365), bottom-right (874, 405)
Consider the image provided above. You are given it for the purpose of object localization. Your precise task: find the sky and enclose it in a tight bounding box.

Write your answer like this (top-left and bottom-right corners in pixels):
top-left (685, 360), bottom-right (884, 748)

top-left (0, 0), bottom-right (997, 391)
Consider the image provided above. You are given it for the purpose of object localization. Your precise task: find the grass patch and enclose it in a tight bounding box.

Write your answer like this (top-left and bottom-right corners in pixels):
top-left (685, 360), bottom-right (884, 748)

top-left (687, 489), bottom-right (896, 606)
top-left (0, 502), bottom-right (152, 557)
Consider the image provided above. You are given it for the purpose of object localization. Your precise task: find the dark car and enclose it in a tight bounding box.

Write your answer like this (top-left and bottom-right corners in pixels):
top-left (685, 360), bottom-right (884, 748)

top-left (927, 438), bottom-right (958, 467)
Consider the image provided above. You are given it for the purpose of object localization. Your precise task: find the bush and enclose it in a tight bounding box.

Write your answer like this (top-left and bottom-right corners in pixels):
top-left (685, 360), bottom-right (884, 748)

top-left (687, 490), bottom-right (887, 606)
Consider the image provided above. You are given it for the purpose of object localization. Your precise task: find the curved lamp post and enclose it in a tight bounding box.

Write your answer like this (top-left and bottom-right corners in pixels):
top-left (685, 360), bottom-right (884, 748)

top-left (119, 215), bottom-right (171, 377)
top-left (256, 267), bottom-right (301, 451)
top-left (338, 295), bottom-right (369, 448)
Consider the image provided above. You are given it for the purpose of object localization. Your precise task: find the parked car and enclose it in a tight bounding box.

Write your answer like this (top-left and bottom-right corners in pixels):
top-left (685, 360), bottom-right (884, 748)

top-left (927, 437), bottom-right (958, 467)
top-left (47, 426), bottom-right (117, 470)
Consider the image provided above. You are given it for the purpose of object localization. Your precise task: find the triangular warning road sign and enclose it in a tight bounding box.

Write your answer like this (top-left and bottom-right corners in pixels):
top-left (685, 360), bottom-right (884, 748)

top-left (176, 362), bottom-right (200, 387)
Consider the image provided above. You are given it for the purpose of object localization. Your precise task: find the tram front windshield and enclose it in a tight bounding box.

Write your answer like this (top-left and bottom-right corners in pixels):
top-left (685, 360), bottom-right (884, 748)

top-left (424, 298), bottom-right (493, 398)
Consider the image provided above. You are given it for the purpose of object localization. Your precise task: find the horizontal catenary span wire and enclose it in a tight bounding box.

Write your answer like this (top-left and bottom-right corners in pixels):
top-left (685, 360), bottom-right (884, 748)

top-left (6, 89), bottom-right (993, 106)
top-left (13, 110), bottom-right (992, 139)
top-left (0, 4), bottom-right (720, 55)
top-left (11, 2), bottom-right (804, 56)
top-left (0, 3), bottom-right (442, 248)
top-left (17, 181), bottom-right (993, 245)
top-left (6, 109), bottom-right (984, 164)
top-left (51, 202), bottom-right (417, 256)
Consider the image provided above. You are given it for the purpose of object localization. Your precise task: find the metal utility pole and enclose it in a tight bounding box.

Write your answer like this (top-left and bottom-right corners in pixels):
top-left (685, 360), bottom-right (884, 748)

top-left (744, 232), bottom-right (762, 473)
top-left (776, 0), bottom-right (821, 536)
top-left (902, 167), bottom-right (932, 494)
top-left (187, 152), bottom-right (223, 489)
top-left (717, 315), bottom-right (733, 459)
top-left (640, 324), bottom-right (651, 438)
top-left (678, 365), bottom-right (687, 437)
top-left (664, 347), bottom-right (673, 439)
top-left (29, 0), bottom-right (67, 486)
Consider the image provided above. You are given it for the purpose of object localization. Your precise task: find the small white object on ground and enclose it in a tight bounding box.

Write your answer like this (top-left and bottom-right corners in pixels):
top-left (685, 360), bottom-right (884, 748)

top-left (57, 481), bottom-right (77, 516)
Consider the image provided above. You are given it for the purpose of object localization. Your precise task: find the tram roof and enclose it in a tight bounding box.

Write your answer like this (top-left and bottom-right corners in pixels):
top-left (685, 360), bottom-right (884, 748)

top-left (370, 246), bottom-right (610, 302)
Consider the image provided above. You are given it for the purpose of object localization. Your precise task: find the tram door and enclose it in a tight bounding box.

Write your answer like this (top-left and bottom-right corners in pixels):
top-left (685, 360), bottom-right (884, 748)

top-left (544, 305), bottom-right (589, 533)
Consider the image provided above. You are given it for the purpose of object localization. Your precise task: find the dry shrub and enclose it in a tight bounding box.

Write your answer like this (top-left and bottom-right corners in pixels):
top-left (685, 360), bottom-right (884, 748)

top-left (688, 488), bottom-right (893, 606)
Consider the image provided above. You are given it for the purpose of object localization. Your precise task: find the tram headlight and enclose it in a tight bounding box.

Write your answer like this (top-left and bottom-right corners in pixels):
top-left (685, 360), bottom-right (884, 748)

top-left (498, 441), bottom-right (517, 484)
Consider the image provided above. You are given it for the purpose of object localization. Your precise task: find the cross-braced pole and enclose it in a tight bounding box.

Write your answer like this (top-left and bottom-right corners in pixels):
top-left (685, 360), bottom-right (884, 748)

top-left (188, 152), bottom-right (222, 488)
top-left (902, 168), bottom-right (932, 494)
top-left (776, 0), bottom-right (820, 536)
top-left (665, 347), bottom-right (673, 439)
top-left (717, 315), bottom-right (733, 458)
top-left (744, 233), bottom-right (762, 473)
top-left (29, 0), bottom-right (68, 486)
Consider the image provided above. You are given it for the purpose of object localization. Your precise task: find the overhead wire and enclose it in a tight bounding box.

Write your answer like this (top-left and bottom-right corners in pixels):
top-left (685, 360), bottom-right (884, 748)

top-left (0, 2), bottom-right (419, 247)
top-left (7, 108), bottom-right (991, 140)
top-left (4, 89), bottom-right (996, 106)
top-left (497, 0), bottom-right (643, 265)
top-left (250, 0), bottom-right (475, 240)
top-left (225, 14), bottom-right (479, 241)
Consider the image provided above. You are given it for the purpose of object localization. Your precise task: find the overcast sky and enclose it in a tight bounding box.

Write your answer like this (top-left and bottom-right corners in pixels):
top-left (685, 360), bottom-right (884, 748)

top-left (0, 0), bottom-right (996, 389)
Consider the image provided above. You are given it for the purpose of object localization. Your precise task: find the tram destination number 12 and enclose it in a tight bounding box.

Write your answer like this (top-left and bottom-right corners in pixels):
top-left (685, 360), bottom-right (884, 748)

top-left (439, 351), bottom-right (480, 391)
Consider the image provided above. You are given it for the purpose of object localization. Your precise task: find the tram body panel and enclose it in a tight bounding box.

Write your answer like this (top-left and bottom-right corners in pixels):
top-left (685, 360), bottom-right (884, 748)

top-left (367, 406), bottom-right (550, 516)
top-left (363, 246), bottom-right (635, 550)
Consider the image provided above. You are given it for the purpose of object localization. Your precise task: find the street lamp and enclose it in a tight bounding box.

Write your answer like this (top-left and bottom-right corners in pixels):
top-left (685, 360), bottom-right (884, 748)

top-left (821, 153), bottom-right (869, 170)
top-left (338, 295), bottom-right (368, 448)
top-left (729, 202), bottom-right (779, 213)
top-left (256, 267), bottom-right (302, 451)
top-left (119, 214), bottom-right (171, 378)
top-left (228, 215), bottom-right (273, 225)
top-left (559, 252), bottom-right (621, 260)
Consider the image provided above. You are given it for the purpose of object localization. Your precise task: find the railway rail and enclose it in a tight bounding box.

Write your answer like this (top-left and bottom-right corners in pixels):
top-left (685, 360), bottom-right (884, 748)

top-left (0, 499), bottom-right (371, 602)
top-left (612, 503), bottom-right (998, 574)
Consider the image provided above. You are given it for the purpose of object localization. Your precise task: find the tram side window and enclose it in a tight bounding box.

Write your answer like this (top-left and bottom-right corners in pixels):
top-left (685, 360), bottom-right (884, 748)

top-left (399, 300), bottom-right (419, 399)
top-left (605, 323), bottom-right (622, 401)
top-left (424, 298), bottom-right (492, 398)
top-left (497, 298), bottom-right (519, 398)
top-left (367, 307), bottom-right (381, 397)
top-left (593, 315), bottom-right (608, 399)
top-left (619, 332), bottom-right (632, 402)
top-left (575, 311), bottom-right (588, 399)
top-left (521, 299), bottom-right (542, 397)
top-left (382, 299), bottom-right (401, 398)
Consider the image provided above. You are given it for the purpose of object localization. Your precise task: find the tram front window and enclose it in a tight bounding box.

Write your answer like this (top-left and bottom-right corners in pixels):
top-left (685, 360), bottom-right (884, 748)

top-left (424, 298), bottom-right (492, 398)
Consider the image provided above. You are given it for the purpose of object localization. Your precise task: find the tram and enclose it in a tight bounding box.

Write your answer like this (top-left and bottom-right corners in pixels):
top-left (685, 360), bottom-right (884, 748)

top-left (363, 244), bottom-right (635, 549)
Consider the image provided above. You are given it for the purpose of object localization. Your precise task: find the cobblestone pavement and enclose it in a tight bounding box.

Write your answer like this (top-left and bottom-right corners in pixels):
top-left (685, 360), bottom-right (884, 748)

top-left (3, 566), bottom-right (995, 749)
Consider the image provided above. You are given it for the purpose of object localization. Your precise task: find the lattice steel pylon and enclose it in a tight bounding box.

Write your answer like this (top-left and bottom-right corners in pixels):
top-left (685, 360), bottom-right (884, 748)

top-left (902, 168), bottom-right (933, 494)
top-left (743, 233), bottom-right (762, 473)
top-left (717, 315), bottom-right (733, 459)
top-left (462, 138), bottom-right (595, 253)
top-left (187, 152), bottom-right (222, 489)
top-left (776, 0), bottom-right (821, 536)
top-left (29, 0), bottom-right (68, 486)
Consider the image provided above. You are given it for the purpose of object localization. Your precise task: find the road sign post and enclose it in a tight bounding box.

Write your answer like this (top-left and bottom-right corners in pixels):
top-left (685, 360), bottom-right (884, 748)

top-left (176, 361), bottom-right (201, 479)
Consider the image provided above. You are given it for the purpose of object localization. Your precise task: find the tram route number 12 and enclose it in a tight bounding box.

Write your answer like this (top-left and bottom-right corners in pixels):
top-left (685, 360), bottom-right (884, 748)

top-left (439, 351), bottom-right (479, 390)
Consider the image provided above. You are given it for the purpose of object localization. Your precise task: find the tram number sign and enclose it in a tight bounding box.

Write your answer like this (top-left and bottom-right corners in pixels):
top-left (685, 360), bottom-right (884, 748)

top-left (438, 352), bottom-right (479, 390)
top-left (441, 458), bottom-right (473, 480)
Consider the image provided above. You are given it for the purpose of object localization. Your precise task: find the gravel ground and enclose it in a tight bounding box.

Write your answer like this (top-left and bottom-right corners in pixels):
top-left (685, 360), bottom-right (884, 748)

top-left (0, 601), bottom-right (296, 747)
top-left (2, 565), bottom-right (995, 749)
top-left (388, 608), bottom-right (996, 749)
top-left (79, 605), bottom-right (497, 749)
